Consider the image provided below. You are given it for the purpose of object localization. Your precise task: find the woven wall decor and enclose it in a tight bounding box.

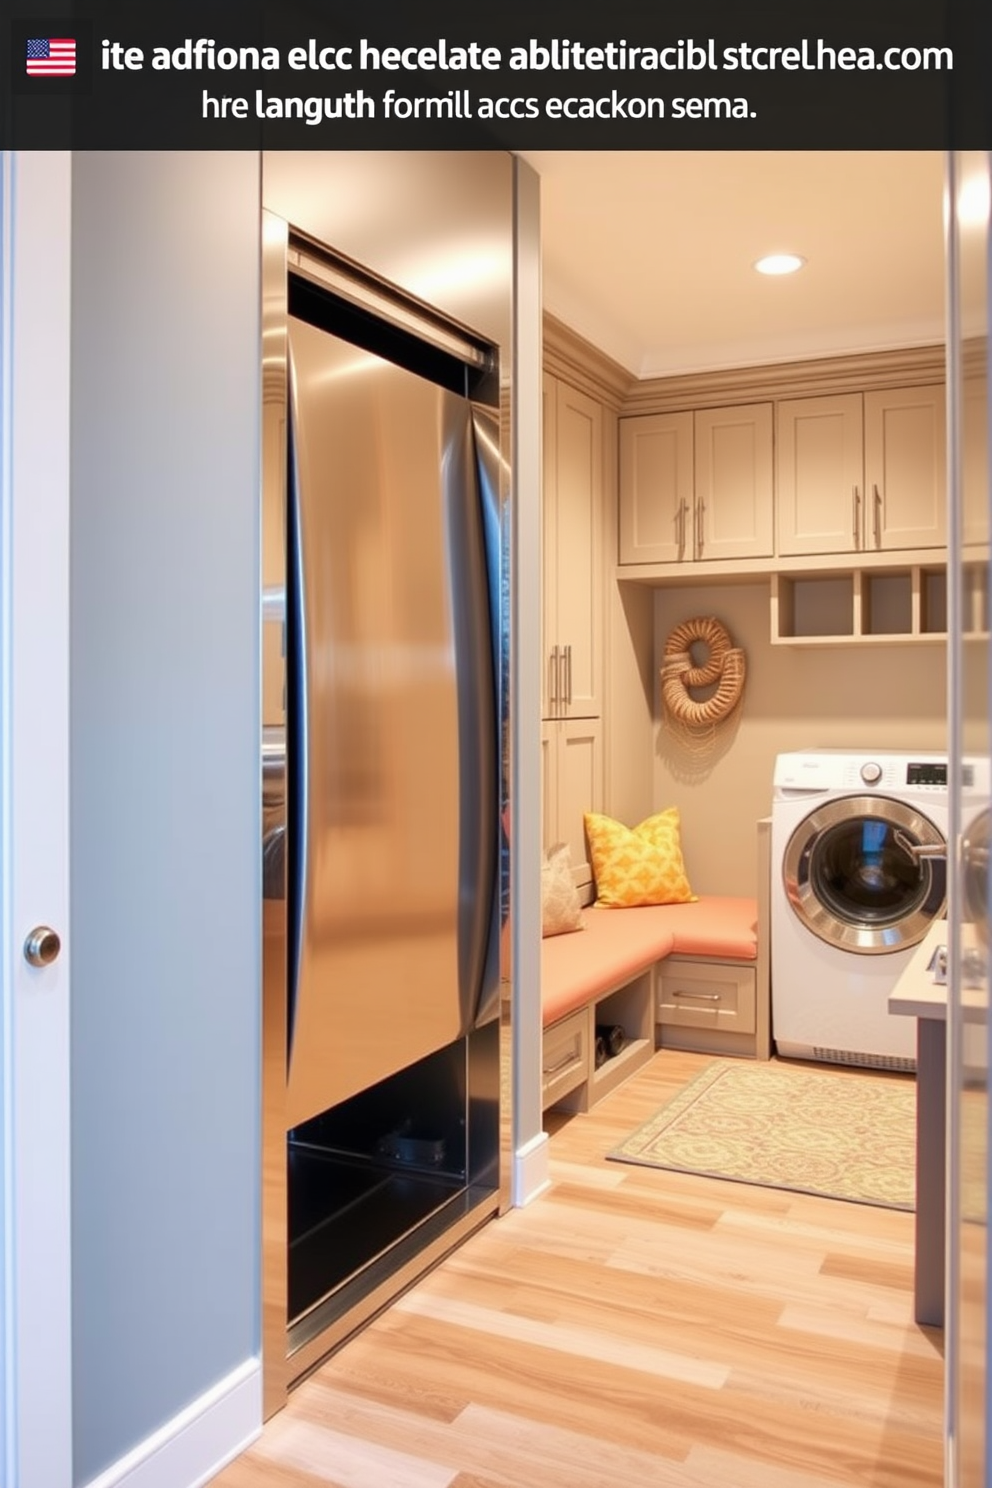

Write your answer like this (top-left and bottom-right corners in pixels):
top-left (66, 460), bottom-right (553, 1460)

top-left (660, 616), bottom-right (746, 728)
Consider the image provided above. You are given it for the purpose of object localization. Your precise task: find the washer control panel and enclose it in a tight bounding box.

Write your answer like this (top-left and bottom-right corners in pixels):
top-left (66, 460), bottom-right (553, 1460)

top-left (837, 755), bottom-right (950, 793)
top-left (773, 750), bottom-right (979, 796)
top-left (907, 761), bottom-right (949, 788)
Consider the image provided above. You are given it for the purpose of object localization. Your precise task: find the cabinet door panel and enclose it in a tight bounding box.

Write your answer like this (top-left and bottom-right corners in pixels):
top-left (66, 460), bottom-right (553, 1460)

top-left (557, 719), bottom-right (603, 885)
top-left (619, 412), bottom-right (693, 564)
top-left (864, 385), bottom-right (946, 550)
top-left (777, 394), bottom-right (863, 556)
top-left (540, 722), bottom-right (557, 855)
top-left (963, 375), bottom-right (989, 548)
top-left (555, 381), bottom-right (603, 716)
top-left (542, 718), bottom-right (603, 885)
top-left (694, 403), bottom-right (773, 560)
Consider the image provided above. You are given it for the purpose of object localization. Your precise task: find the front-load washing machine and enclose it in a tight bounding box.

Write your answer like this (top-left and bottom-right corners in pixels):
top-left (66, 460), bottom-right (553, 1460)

top-left (771, 749), bottom-right (984, 1070)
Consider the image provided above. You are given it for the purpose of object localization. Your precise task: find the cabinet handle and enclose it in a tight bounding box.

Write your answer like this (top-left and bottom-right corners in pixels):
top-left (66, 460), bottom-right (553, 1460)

top-left (564, 643), bottom-right (572, 706)
top-left (671, 989), bottom-right (722, 1002)
top-left (695, 500), bottom-right (705, 559)
top-left (544, 1050), bottom-right (580, 1076)
top-left (852, 486), bottom-right (862, 550)
top-left (676, 498), bottom-right (689, 559)
top-left (549, 645), bottom-right (559, 709)
top-left (873, 483), bottom-right (882, 548)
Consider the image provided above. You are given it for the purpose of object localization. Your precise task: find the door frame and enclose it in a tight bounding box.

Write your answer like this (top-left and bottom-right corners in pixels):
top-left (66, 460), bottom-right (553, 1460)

top-left (0, 151), bottom-right (73, 1488)
top-left (944, 146), bottom-right (992, 1488)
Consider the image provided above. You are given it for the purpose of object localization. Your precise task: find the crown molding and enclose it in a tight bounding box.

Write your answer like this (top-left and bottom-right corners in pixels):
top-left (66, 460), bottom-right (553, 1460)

top-left (541, 319), bottom-right (985, 416)
top-left (620, 344), bottom-right (949, 416)
top-left (542, 313), bottom-right (634, 409)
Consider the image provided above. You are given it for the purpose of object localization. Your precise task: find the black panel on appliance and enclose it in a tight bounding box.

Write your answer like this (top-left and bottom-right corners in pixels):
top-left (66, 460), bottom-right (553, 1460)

top-left (907, 762), bottom-right (948, 787)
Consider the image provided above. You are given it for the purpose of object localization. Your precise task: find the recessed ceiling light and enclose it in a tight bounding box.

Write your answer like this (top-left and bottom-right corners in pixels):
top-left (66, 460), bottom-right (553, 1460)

top-left (753, 253), bottom-right (807, 276)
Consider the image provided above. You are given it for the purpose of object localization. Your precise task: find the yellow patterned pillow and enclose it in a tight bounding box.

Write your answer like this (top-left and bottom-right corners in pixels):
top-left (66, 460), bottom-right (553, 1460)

top-left (583, 808), bottom-right (697, 908)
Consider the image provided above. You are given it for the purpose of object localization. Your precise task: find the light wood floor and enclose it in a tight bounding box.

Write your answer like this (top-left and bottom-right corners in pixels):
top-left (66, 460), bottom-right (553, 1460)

top-left (213, 1050), bottom-right (944, 1488)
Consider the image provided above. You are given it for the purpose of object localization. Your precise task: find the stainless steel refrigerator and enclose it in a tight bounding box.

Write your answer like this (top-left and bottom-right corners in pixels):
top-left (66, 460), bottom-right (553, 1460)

top-left (261, 209), bottom-right (511, 1414)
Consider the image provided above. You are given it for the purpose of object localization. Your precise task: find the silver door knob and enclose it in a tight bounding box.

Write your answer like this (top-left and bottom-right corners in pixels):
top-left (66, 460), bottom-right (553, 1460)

top-left (23, 926), bottom-right (61, 967)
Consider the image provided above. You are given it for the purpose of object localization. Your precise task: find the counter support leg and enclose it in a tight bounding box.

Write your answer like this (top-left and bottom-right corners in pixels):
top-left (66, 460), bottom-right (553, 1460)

top-left (914, 1016), bottom-right (946, 1328)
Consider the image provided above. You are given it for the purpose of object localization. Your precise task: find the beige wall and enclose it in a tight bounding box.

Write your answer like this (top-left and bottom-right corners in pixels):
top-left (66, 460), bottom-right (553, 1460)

top-left (645, 580), bottom-right (950, 898)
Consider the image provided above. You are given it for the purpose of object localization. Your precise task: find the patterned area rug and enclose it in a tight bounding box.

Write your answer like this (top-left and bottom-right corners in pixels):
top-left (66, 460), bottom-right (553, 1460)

top-left (608, 1060), bottom-right (916, 1210)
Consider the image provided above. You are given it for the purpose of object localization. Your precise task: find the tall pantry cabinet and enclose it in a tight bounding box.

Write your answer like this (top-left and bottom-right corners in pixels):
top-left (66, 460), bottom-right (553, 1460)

top-left (541, 370), bottom-right (606, 885)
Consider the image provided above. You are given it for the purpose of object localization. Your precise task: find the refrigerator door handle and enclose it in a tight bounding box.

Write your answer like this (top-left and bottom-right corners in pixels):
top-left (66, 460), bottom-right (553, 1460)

top-left (286, 348), bottom-right (308, 1061)
top-left (444, 397), bottom-right (500, 1031)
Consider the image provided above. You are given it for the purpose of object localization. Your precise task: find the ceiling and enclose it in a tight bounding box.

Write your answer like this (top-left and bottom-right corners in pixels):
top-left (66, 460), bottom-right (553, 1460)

top-left (516, 151), bottom-right (949, 380)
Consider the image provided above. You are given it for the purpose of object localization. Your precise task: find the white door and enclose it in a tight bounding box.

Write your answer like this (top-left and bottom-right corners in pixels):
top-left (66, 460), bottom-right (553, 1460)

top-left (0, 152), bottom-right (73, 1487)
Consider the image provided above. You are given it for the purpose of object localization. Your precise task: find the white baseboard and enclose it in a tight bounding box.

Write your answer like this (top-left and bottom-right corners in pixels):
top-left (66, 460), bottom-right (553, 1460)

top-left (82, 1356), bottom-right (261, 1488)
top-left (512, 1131), bottom-right (551, 1207)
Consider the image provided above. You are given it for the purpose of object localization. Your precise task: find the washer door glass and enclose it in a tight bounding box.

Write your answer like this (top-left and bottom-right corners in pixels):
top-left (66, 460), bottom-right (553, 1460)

top-left (783, 795), bottom-right (946, 953)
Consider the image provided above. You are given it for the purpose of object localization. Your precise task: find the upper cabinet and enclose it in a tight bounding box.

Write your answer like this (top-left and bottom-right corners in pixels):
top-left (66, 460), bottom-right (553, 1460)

top-left (618, 411), bottom-right (692, 564)
top-left (777, 385), bottom-right (947, 557)
top-left (865, 386), bottom-right (947, 550)
top-left (775, 393), bottom-right (863, 556)
top-left (611, 346), bottom-right (977, 647)
top-left (695, 405), bottom-right (775, 563)
top-left (619, 403), bottom-right (773, 566)
top-left (543, 373), bottom-right (604, 719)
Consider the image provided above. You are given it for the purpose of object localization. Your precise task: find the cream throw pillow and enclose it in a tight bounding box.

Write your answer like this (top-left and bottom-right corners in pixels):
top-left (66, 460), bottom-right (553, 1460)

top-left (583, 808), bottom-right (697, 908)
top-left (541, 843), bottom-right (584, 937)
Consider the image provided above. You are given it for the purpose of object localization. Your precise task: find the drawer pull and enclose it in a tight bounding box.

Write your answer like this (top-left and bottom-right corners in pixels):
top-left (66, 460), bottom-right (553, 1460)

top-left (544, 1050), bottom-right (579, 1076)
top-left (671, 989), bottom-right (722, 1002)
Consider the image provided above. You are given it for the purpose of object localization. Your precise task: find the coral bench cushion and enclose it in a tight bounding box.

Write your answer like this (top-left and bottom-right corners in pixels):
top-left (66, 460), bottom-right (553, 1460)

top-left (541, 895), bottom-right (758, 1028)
top-left (650, 896), bottom-right (759, 961)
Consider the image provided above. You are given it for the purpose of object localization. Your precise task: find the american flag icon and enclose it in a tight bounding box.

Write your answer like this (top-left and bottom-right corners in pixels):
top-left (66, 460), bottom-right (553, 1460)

top-left (26, 38), bottom-right (77, 77)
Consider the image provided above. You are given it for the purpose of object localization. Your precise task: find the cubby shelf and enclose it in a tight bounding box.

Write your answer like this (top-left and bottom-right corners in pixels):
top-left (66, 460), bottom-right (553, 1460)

top-left (588, 976), bottom-right (655, 1102)
top-left (589, 1036), bottom-right (654, 1103)
top-left (770, 563), bottom-right (989, 646)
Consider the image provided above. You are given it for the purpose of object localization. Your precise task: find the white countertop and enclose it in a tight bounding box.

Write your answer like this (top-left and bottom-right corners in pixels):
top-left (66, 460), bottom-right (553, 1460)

top-left (888, 920), bottom-right (988, 1022)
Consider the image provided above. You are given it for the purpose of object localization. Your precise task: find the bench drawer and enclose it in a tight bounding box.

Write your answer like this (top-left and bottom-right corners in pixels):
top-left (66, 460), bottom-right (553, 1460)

top-left (657, 959), bottom-right (756, 1034)
top-left (542, 1008), bottom-right (590, 1108)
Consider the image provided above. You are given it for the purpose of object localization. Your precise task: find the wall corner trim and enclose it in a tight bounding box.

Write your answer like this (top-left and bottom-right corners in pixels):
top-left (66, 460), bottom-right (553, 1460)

top-left (543, 313), bottom-right (633, 409)
top-left (512, 1132), bottom-right (552, 1207)
top-left (81, 1357), bottom-right (261, 1488)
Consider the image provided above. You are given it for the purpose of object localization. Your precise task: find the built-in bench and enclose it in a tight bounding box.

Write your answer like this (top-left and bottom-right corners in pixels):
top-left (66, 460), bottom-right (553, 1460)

top-left (541, 824), bottom-right (772, 1112)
